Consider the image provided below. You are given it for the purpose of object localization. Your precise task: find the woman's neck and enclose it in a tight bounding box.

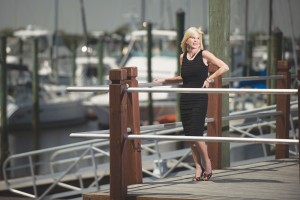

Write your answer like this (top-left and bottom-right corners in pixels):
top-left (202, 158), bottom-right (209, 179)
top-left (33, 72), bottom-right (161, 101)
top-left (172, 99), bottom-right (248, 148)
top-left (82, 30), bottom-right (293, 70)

top-left (187, 48), bottom-right (200, 60)
top-left (189, 48), bottom-right (200, 54)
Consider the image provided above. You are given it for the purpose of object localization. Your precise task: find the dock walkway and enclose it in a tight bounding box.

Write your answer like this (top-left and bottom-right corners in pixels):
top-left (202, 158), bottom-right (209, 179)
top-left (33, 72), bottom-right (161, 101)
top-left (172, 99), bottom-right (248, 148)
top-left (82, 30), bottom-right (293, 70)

top-left (84, 158), bottom-right (299, 200)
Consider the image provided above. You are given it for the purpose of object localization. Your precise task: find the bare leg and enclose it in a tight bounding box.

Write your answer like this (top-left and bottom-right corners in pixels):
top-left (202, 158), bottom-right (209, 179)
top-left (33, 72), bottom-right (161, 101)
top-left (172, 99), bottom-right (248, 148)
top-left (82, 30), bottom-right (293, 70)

top-left (195, 141), bottom-right (212, 180)
top-left (190, 142), bottom-right (203, 180)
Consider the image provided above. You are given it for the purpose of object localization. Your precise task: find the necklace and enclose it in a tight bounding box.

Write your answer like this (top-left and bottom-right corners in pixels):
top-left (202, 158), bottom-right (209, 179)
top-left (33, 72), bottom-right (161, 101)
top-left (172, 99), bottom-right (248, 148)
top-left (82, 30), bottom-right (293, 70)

top-left (187, 49), bottom-right (200, 60)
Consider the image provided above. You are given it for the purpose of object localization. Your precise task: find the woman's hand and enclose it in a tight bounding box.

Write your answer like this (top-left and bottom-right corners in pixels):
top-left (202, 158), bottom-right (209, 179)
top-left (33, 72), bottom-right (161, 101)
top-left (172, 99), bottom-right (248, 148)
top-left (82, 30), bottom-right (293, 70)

top-left (202, 80), bottom-right (210, 88)
top-left (153, 78), bottom-right (165, 83)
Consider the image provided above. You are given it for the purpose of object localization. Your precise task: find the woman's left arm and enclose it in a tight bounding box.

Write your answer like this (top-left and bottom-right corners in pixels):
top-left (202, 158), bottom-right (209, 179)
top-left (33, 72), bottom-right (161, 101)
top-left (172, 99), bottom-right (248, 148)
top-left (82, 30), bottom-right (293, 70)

top-left (203, 50), bottom-right (229, 81)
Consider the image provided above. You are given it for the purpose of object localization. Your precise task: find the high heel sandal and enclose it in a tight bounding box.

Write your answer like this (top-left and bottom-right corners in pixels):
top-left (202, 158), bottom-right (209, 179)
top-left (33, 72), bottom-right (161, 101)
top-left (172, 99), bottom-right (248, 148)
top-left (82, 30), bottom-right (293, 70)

top-left (202, 159), bottom-right (212, 181)
top-left (192, 164), bottom-right (205, 182)
top-left (192, 176), bottom-right (201, 181)
top-left (202, 171), bottom-right (212, 181)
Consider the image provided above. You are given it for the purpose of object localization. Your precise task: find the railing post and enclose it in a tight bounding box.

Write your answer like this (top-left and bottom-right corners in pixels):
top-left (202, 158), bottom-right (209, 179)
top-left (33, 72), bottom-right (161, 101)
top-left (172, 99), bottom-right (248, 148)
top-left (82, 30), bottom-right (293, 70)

top-left (275, 61), bottom-right (290, 159)
top-left (207, 65), bottom-right (222, 169)
top-left (109, 69), bottom-right (128, 199)
top-left (122, 67), bottom-right (143, 185)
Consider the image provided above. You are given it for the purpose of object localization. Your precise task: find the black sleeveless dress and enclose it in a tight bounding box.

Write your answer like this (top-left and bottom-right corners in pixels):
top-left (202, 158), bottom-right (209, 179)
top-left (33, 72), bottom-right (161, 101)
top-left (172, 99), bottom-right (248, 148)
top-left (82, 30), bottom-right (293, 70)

top-left (180, 50), bottom-right (208, 136)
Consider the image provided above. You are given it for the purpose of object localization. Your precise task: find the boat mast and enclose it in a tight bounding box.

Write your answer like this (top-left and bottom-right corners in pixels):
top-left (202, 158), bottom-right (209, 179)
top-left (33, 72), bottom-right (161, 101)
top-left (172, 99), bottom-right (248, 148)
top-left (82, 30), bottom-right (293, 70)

top-left (79, 0), bottom-right (88, 44)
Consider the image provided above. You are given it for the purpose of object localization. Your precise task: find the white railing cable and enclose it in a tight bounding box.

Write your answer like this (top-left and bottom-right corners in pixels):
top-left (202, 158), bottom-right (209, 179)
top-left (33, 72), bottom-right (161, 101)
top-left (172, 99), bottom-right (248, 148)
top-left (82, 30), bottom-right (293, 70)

top-left (69, 132), bottom-right (298, 145)
top-left (66, 74), bottom-right (297, 93)
top-left (126, 87), bottom-right (298, 95)
top-left (65, 83), bottom-right (162, 92)
top-left (125, 134), bottom-right (298, 144)
top-left (66, 86), bottom-right (297, 95)
top-left (66, 86), bottom-right (109, 92)
top-left (66, 75), bottom-right (289, 92)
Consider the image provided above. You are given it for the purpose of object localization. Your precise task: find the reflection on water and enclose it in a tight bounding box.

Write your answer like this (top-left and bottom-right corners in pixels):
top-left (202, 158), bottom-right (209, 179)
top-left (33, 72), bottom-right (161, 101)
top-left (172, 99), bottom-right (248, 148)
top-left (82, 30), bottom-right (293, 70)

top-left (8, 120), bottom-right (100, 154)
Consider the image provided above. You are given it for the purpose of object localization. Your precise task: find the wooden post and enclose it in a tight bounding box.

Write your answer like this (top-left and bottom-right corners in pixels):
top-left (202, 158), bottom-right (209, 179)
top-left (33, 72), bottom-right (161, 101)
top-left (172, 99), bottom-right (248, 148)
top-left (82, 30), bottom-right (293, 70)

top-left (71, 40), bottom-right (77, 86)
top-left (146, 22), bottom-right (154, 125)
top-left (32, 38), bottom-right (40, 151)
top-left (268, 28), bottom-right (283, 105)
top-left (109, 69), bottom-right (128, 199)
top-left (298, 69), bottom-right (300, 164)
top-left (122, 67), bottom-right (143, 185)
top-left (207, 65), bottom-right (222, 169)
top-left (97, 36), bottom-right (104, 85)
top-left (275, 61), bottom-right (290, 159)
top-left (0, 36), bottom-right (9, 179)
top-left (209, 0), bottom-right (230, 169)
top-left (176, 9), bottom-right (185, 122)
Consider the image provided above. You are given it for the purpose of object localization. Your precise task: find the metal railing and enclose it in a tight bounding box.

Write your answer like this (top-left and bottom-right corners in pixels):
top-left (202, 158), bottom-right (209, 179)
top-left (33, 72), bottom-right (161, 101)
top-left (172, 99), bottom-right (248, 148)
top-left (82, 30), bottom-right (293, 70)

top-left (3, 74), bottom-right (299, 199)
top-left (2, 139), bottom-right (107, 199)
top-left (2, 126), bottom-right (192, 199)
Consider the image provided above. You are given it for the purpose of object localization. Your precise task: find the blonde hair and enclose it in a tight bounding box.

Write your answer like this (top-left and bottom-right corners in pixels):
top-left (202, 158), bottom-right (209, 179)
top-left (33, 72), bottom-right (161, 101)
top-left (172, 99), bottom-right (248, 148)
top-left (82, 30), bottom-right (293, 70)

top-left (180, 27), bottom-right (204, 53)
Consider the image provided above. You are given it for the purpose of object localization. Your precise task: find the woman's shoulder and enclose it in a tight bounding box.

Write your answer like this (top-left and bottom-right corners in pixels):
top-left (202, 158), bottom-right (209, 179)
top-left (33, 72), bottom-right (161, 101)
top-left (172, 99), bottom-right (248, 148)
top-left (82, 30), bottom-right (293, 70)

top-left (180, 53), bottom-right (185, 59)
top-left (202, 50), bottom-right (213, 57)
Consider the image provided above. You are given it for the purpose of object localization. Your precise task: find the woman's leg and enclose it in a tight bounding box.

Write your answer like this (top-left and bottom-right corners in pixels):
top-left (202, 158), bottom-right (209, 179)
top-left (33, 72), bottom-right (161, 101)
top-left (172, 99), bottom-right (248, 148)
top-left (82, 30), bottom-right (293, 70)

top-left (190, 142), bottom-right (203, 180)
top-left (195, 141), bottom-right (212, 180)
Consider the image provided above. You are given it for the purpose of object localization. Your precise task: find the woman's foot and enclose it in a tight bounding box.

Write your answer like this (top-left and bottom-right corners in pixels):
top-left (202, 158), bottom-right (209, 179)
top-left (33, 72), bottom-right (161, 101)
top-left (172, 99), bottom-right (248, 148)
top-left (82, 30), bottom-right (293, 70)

top-left (192, 176), bottom-right (201, 181)
top-left (192, 164), bottom-right (204, 182)
top-left (202, 159), bottom-right (212, 181)
top-left (202, 171), bottom-right (212, 181)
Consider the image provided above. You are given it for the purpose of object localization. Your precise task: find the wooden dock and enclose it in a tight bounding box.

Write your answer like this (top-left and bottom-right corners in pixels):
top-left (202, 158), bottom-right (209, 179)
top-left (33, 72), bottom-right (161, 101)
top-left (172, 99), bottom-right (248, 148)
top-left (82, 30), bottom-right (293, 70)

top-left (83, 158), bottom-right (299, 200)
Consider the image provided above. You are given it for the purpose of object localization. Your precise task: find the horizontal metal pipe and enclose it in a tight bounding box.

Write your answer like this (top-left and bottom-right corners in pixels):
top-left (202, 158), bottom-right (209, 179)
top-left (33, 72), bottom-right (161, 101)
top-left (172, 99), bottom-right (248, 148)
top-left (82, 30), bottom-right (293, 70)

top-left (126, 87), bottom-right (298, 95)
top-left (125, 134), bottom-right (298, 144)
top-left (66, 81), bottom-right (297, 94)
top-left (70, 133), bottom-right (110, 139)
top-left (66, 83), bottom-right (163, 92)
top-left (70, 133), bottom-right (298, 144)
top-left (66, 86), bottom-right (109, 92)
top-left (223, 75), bottom-right (284, 83)
top-left (223, 111), bottom-right (282, 121)
top-left (140, 118), bottom-right (213, 131)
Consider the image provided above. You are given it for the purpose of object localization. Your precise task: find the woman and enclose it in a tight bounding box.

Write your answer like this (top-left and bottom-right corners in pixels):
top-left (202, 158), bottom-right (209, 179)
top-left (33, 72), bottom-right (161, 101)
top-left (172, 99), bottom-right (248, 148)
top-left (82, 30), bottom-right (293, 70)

top-left (154, 27), bottom-right (229, 181)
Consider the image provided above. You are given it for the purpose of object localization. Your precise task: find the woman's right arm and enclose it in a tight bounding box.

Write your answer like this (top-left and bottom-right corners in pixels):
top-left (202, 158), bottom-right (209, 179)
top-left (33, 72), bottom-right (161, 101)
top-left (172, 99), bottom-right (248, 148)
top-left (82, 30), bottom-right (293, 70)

top-left (153, 76), bottom-right (182, 84)
top-left (153, 53), bottom-right (184, 84)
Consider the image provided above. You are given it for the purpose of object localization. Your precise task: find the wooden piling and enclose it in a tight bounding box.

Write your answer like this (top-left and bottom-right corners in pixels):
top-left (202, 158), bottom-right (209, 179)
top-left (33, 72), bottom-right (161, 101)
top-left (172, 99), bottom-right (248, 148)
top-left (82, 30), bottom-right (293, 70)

top-left (109, 69), bottom-right (128, 199)
top-left (71, 40), bottom-right (77, 86)
top-left (32, 38), bottom-right (40, 151)
top-left (275, 61), bottom-right (290, 159)
top-left (176, 9), bottom-right (185, 122)
top-left (97, 36), bottom-right (104, 85)
top-left (0, 36), bottom-right (8, 179)
top-left (209, 0), bottom-right (230, 169)
top-left (268, 28), bottom-right (283, 105)
top-left (298, 69), bottom-right (300, 164)
top-left (146, 22), bottom-right (154, 125)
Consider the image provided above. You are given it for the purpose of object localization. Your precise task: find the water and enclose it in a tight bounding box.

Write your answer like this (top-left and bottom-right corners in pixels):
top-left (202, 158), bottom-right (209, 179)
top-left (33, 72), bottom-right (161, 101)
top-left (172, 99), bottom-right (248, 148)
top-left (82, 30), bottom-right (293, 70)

top-left (8, 120), bottom-right (100, 155)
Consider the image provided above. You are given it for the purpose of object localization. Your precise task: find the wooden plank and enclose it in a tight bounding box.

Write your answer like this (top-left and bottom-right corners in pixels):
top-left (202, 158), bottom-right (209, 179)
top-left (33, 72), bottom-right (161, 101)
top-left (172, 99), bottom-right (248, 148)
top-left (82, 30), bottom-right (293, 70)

top-left (83, 159), bottom-right (300, 200)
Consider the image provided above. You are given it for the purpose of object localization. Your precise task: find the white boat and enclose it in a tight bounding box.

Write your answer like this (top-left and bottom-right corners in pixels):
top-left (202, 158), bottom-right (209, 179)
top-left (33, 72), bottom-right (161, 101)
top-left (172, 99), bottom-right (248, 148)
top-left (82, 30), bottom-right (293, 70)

top-left (4, 63), bottom-right (88, 130)
top-left (85, 30), bottom-right (179, 124)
